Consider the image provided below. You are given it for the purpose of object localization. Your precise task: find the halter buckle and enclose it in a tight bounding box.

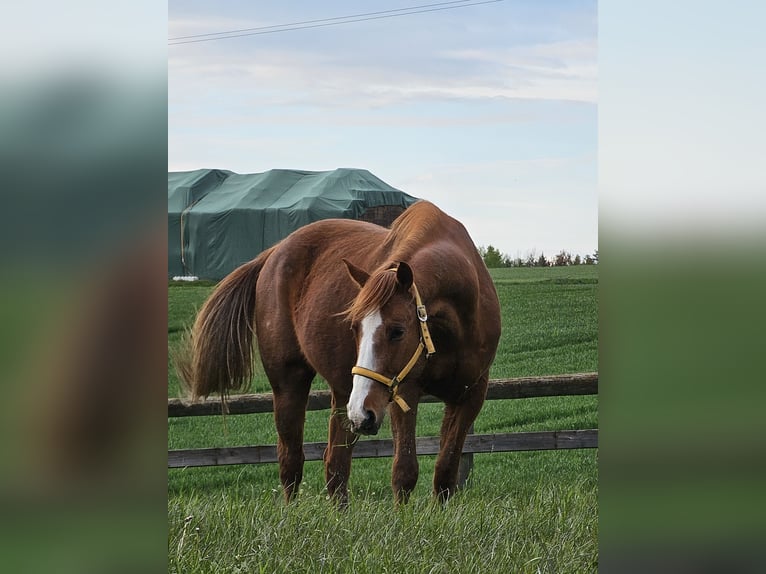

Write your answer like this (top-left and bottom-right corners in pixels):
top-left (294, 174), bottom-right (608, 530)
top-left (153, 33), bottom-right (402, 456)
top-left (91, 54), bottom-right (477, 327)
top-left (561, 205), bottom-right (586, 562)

top-left (416, 304), bottom-right (428, 322)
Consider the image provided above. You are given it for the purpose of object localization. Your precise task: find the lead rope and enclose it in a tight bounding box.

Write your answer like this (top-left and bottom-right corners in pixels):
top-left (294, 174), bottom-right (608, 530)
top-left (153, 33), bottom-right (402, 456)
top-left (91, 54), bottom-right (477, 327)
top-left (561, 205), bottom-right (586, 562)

top-left (330, 407), bottom-right (361, 447)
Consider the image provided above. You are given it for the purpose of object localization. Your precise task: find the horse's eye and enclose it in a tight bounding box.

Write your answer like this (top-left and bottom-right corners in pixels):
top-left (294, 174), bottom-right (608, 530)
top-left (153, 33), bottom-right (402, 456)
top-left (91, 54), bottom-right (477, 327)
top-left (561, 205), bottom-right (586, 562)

top-left (389, 326), bottom-right (405, 341)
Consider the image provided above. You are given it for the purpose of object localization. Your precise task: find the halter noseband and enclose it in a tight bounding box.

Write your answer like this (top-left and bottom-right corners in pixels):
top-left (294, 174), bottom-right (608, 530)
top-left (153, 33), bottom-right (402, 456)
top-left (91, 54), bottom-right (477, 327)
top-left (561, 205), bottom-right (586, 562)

top-left (350, 281), bottom-right (436, 412)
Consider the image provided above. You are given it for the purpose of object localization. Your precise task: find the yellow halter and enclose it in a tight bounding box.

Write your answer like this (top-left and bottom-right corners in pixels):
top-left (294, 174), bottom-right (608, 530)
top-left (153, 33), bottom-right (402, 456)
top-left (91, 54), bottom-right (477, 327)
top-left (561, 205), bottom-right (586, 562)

top-left (350, 282), bottom-right (436, 412)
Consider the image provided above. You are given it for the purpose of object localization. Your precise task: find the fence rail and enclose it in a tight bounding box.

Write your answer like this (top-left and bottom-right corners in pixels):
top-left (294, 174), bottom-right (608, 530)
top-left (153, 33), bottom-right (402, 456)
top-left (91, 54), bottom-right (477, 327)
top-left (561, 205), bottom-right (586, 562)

top-left (168, 429), bottom-right (597, 468)
top-left (168, 372), bottom-right (598, 470)
top-left (168, 372), bottom-right (598, 417)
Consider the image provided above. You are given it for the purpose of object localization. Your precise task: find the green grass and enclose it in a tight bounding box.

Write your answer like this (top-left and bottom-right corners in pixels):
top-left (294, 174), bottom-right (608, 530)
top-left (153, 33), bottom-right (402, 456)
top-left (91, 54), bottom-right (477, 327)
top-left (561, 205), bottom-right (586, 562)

top-left (169, 476), bottom-right (596, 573)
top-left (489, 265), bottom-right (598, 285)
top-left (168, 265), bottom-right (598, 573)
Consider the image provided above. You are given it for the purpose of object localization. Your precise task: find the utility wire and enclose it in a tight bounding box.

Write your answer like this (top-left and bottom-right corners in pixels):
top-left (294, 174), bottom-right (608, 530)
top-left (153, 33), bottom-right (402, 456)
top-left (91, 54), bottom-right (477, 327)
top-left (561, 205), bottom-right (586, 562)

top-left (170, 0), bottom-right (479, 40)
top-left (169, 0), bottom-right (504, 46)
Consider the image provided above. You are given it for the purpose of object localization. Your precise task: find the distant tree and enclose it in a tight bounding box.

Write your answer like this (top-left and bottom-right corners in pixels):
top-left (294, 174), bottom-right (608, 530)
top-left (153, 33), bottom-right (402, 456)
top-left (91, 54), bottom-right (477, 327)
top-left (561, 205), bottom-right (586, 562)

top-left (481, 245), bottom-right (506, 268)
top-left (592, 249), bottom-right (599, 264)
top-left (554, 250), bottom-right (572, 267)
top-left (524, 250), bottom-right (537, 267)
top-left (584, 254), bottom-right (595, 265)
top-left (536, 253), bottom-right (549, 267)
top-left (573, 254), bottom-right (582, 265)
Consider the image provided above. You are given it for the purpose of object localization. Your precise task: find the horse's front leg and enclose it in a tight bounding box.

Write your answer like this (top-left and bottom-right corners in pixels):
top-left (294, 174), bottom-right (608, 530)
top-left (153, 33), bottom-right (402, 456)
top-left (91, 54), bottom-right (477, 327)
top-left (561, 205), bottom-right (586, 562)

top-left (323, 392), bottom-right (357, 507)
top-left (390, 395), bottom-right (420, 504)
top-left (434, 375), bottom-right (488, 503)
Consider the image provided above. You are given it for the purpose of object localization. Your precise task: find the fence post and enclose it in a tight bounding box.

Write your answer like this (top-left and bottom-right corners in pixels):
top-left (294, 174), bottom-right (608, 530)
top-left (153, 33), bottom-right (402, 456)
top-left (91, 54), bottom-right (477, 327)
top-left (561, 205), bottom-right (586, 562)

top-left (457, 423), bottom-right (475, 489)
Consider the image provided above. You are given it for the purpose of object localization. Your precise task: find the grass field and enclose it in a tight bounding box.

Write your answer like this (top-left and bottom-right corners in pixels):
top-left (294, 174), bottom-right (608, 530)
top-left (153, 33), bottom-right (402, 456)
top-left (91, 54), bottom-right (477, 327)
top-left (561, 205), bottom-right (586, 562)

top-left (168, 264), bottom-right (598, 573)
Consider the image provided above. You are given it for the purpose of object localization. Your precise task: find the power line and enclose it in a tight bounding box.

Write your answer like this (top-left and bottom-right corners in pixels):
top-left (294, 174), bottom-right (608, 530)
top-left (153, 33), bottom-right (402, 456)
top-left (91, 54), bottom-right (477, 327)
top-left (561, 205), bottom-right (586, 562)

top-left (169, 0), bottom-right (504, 46)
top-left (169, 0), bottom-right (480, 41)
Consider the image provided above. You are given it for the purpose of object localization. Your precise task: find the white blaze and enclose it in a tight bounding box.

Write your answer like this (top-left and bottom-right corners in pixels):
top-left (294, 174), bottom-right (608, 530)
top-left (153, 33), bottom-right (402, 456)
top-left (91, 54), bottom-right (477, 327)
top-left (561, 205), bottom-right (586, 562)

top-left (347, 310), bottom-right (382, 428)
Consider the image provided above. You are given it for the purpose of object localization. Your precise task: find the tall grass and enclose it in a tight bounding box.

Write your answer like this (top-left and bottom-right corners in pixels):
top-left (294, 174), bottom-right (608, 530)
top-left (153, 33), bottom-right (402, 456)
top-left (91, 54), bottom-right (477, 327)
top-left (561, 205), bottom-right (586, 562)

top-left (169, 477), bottom-right (597, 573)
top-left (168, 265), bottom-right (598, 573)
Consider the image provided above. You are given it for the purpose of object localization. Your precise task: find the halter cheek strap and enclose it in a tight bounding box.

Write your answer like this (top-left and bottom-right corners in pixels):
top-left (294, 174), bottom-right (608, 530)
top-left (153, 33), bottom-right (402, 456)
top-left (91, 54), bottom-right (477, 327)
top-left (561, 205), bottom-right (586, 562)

top-left (351, 283), bottom-right (436, 412)
top-left (413, 283), bottom-right (436, 357)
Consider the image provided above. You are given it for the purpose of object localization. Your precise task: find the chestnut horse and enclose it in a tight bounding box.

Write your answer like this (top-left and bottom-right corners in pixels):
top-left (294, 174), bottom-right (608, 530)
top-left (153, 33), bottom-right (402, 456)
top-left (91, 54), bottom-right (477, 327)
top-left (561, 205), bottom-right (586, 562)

top-left (179, 201), bottom-right (501, 504)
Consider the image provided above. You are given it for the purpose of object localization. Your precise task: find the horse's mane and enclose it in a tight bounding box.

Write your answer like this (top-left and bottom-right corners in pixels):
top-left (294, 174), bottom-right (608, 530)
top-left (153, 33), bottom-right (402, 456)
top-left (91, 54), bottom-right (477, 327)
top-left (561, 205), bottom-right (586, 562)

top-left (345, 202), bottom-right (448, 323)
top-left (381, 201), bottom-right (444, 260)
top-left (345, 268), bottom-right (399, 323)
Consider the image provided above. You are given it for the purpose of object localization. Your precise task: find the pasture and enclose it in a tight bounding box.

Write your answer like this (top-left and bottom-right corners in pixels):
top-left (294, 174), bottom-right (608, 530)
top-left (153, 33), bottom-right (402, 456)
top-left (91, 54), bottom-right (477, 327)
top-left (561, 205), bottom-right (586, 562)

top-left (168, 265), bottom-right (598, 573)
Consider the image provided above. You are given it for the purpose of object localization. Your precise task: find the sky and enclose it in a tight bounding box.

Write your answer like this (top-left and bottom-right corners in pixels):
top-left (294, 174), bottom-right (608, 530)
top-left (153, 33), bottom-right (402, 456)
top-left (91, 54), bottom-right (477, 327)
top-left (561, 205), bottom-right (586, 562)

top-left (168, 0), bottom-right (597, 259)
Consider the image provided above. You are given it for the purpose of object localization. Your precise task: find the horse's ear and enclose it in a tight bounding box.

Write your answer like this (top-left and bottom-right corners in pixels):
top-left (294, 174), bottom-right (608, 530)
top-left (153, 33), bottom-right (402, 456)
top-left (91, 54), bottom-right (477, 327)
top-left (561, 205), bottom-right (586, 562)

top-left (343, 258), bottom-right (370, 288)
top-left (396, 261), bottom-right (414, 290)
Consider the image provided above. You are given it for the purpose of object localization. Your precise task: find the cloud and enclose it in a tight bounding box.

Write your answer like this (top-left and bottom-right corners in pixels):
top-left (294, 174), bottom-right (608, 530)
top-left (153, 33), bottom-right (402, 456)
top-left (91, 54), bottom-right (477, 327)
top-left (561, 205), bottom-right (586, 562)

top-left (169, 34), bottom-right (597, 111)
top-left (440, 39), bottom-right (598, 102)
top-left (168, 4), bottom-right (597, 254)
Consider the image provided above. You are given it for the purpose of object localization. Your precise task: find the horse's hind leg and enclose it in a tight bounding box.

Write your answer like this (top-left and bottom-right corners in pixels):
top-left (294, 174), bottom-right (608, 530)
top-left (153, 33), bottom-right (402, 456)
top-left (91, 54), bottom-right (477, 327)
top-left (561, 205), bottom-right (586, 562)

top-left (270, 363), bottom-right (315, 502)
top-left (434, 374), bottom-right (488, 503)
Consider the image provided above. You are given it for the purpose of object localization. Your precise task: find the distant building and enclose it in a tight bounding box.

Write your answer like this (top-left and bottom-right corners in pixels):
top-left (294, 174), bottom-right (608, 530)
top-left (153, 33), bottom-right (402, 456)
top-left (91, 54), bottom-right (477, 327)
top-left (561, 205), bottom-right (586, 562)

top-left (168, 168), bottom-right (419, 280)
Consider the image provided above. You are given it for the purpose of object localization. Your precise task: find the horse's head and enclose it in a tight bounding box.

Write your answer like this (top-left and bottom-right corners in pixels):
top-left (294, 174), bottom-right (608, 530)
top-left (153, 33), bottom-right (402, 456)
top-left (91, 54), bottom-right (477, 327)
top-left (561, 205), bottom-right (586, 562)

top-left (343, 260), bottom-right (433, 435)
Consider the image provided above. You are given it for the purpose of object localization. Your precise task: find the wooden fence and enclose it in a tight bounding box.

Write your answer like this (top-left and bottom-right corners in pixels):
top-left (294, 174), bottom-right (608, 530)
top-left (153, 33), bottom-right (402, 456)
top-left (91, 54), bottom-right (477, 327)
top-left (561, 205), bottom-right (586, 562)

top-left (168, 372), bottom-right (598, 476)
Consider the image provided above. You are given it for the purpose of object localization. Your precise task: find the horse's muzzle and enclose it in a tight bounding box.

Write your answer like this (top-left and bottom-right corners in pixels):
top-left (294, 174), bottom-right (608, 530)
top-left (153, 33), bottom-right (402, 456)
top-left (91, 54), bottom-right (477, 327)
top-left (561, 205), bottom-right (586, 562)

top-left (352, 410), bottom-right (379, 436)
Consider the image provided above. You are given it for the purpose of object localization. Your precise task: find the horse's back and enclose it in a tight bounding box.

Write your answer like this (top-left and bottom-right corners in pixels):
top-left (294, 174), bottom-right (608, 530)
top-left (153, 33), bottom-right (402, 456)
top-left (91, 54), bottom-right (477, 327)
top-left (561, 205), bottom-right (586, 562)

top-left (253, 218), bottom-right (388, 384)
top-left (261, 217), bottom-right (387, 283)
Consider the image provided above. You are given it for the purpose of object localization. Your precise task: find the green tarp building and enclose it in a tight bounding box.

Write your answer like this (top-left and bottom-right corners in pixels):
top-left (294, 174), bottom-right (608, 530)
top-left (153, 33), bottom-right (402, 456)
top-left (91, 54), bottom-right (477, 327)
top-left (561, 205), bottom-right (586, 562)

top-left (168, 168), bottom-right (419, 280)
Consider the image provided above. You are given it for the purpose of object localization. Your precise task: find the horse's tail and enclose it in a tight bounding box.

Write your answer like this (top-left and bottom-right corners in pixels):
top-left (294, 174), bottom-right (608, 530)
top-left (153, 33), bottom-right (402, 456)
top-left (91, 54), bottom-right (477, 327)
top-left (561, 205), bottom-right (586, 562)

top-left (176, 247), bottom-right (275, 402)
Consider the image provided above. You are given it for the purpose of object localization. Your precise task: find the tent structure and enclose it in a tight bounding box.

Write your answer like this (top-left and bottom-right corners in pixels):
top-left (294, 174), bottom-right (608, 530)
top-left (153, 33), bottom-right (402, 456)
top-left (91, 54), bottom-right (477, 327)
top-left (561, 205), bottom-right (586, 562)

top-left (168, 168), bottom-right (419, 280)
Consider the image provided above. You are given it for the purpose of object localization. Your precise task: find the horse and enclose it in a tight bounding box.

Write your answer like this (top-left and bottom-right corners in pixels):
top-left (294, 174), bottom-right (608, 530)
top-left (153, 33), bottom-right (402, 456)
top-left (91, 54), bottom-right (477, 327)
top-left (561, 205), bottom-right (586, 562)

top-left (178, 200), bottom-right (501, 504)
